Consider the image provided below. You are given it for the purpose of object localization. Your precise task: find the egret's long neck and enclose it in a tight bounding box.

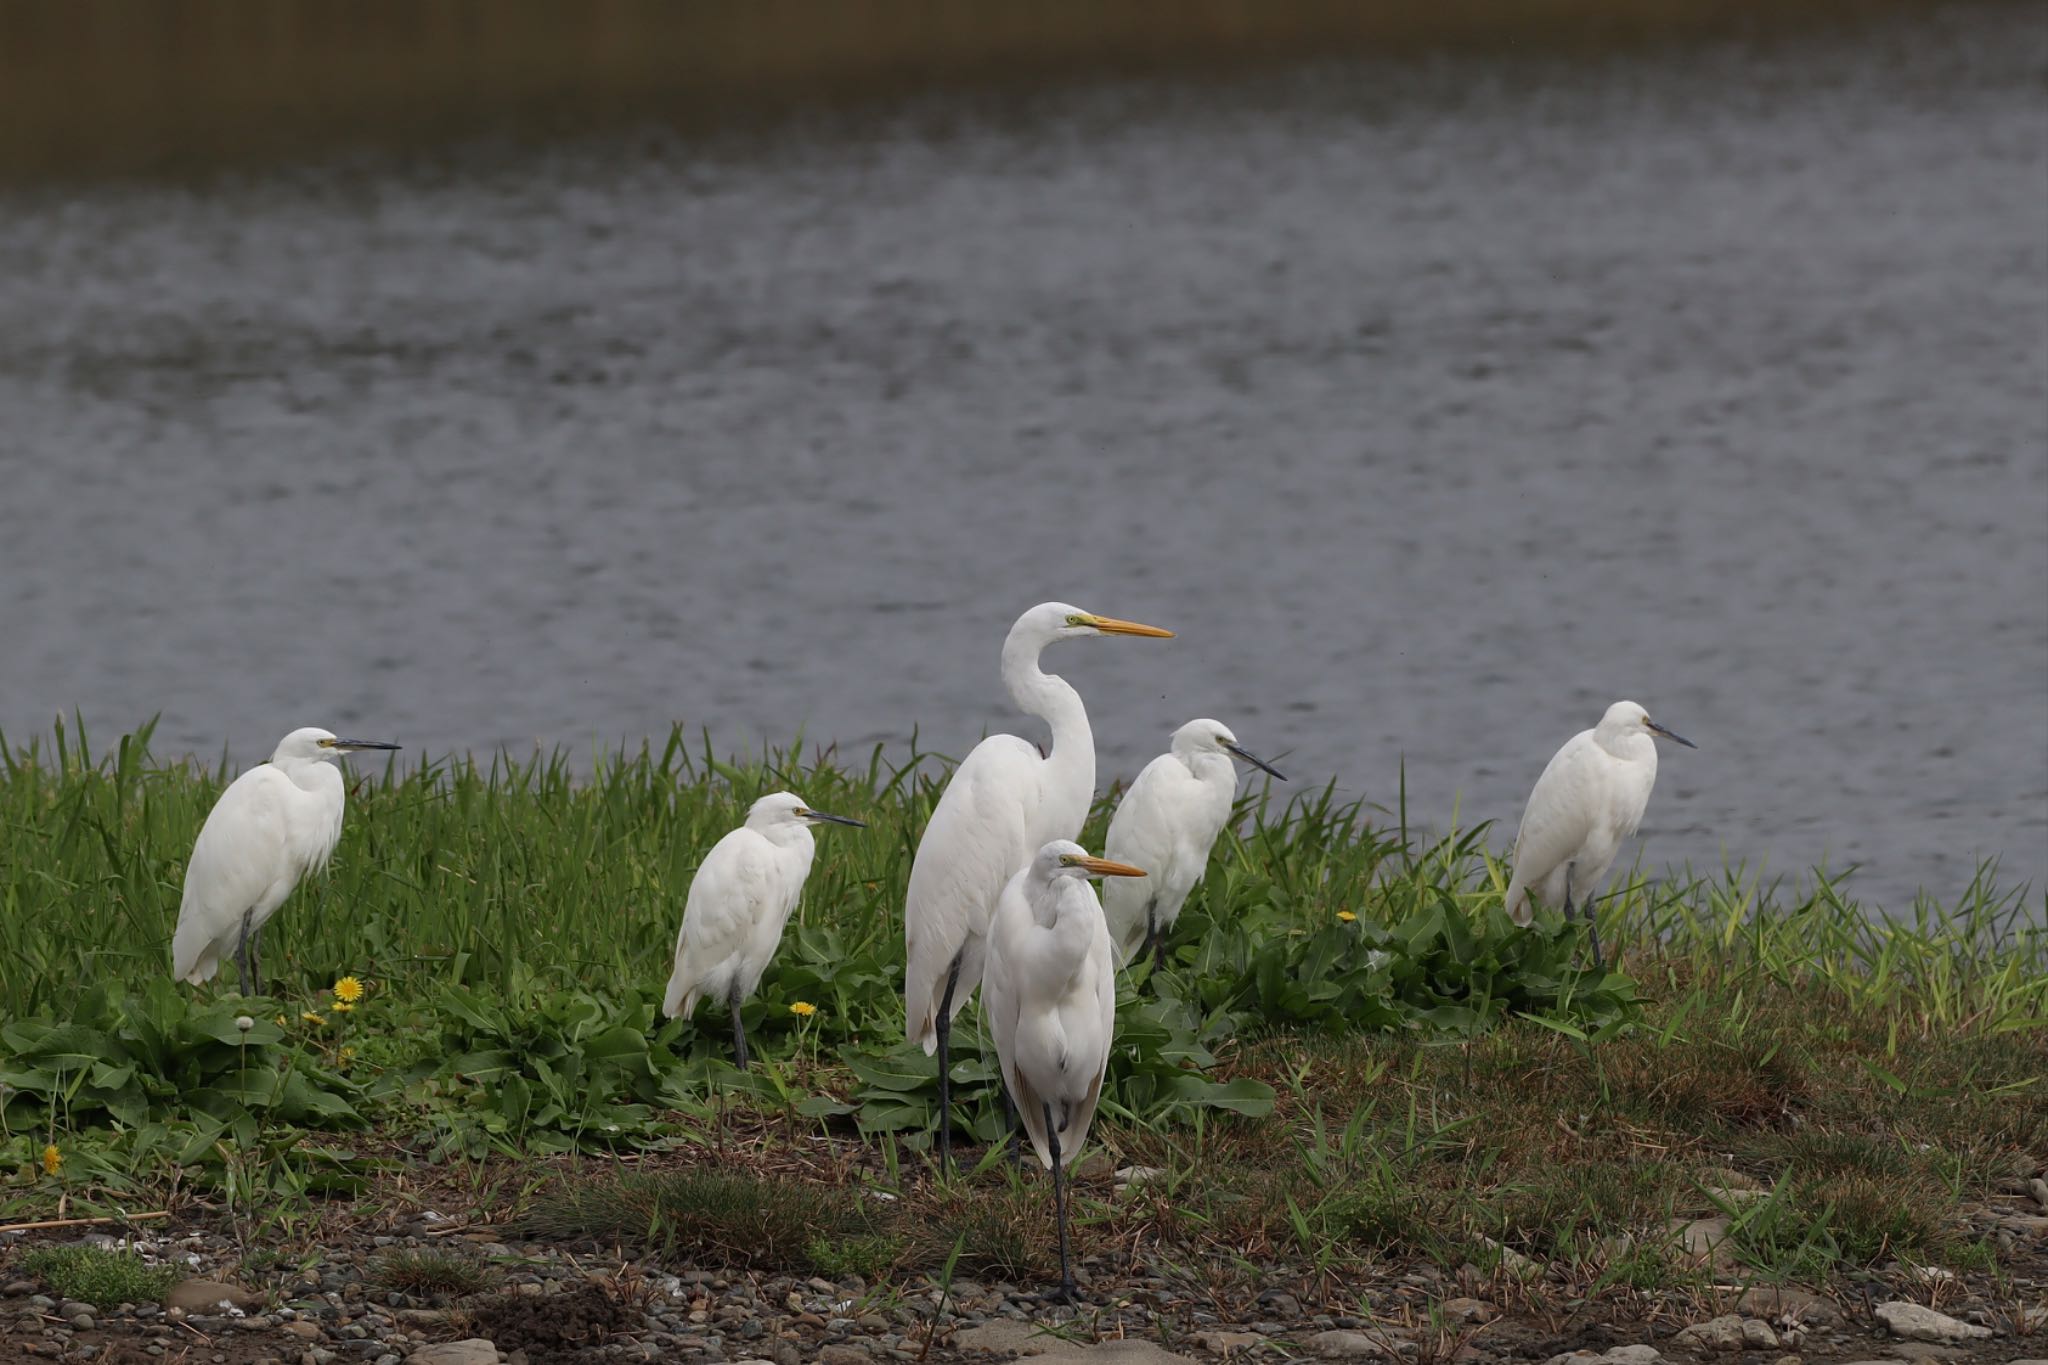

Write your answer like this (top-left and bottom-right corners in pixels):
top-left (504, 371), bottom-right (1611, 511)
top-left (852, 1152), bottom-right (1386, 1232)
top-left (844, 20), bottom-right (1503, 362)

top-left (763, 824), bottom-right (815, 855)
top-left (1028, 879), bottom-right (1097, 978)
top-left (1003, 633), bottom-right (1094, 839)
top-left (1597, 727), bottom-right (1657, 767)
top-left (277, 757), bottom-right (339, 796)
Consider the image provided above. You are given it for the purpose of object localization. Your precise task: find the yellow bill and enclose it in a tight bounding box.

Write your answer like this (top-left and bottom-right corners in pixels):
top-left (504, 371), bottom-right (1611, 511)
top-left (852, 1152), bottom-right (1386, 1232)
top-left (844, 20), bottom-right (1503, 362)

top-left (1063, 855), bottom-right (1149, 877)
top-left (1085, 614), bottom-right (1175, 638)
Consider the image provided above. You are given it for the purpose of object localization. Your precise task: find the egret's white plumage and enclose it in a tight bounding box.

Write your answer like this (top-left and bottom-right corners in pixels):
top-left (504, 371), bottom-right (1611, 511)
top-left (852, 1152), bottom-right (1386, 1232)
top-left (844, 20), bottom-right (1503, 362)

top-left (901, 601), bottom-right (1171, 1171)
top-left (662, 791), bottom-right (863, 1067)
top-left (982, 839), bottom-right (1145, 1300)
top-left (172, 727), bottom-right (400, 992)
top-left (1503, 700), bottom-right (1695, 964)
top-left (1101, 719), bottom-right (1284, 973)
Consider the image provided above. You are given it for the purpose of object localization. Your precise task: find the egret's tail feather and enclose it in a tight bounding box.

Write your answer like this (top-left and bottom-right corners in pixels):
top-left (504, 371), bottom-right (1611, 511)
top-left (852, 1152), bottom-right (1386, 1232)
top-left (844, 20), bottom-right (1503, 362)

top-left (907, 1003), bottom-right (937, 1055)
top-left (171, 924), bottom-right (218, 985)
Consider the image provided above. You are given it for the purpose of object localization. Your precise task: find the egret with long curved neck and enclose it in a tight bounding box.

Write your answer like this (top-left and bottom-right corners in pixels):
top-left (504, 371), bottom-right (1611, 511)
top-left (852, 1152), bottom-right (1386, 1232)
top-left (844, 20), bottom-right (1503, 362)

top-left (903, 601), bottom-right (1173, 1174)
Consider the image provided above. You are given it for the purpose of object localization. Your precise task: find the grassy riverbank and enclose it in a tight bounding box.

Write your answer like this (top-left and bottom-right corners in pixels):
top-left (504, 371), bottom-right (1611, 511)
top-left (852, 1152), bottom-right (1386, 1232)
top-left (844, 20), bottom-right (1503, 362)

top-left (0, 719), bottom-right (2040, 1334)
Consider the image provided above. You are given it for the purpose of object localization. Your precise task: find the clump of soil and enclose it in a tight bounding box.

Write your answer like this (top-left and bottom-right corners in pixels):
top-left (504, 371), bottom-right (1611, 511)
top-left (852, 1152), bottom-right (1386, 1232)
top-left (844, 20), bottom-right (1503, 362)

top-left (466, 1282), bottom-right (637, 1361)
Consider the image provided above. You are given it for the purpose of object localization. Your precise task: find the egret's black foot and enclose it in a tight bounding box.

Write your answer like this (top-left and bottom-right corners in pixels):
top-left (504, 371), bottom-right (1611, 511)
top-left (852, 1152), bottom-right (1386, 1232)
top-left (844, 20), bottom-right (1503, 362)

top-left (1033, 1280), bottom-right (1081, 1306)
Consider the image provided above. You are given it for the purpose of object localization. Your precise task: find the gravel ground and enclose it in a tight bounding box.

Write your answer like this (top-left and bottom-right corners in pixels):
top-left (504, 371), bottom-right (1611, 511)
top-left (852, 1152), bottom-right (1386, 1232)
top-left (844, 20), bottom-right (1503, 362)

top-left (3, 1191), bottom-right (2042, 1365)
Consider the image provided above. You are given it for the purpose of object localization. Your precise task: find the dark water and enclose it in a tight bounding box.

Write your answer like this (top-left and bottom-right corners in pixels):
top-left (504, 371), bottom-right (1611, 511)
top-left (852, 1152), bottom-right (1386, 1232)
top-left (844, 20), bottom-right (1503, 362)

top-left (3, 7), bottom-right (2043, 913)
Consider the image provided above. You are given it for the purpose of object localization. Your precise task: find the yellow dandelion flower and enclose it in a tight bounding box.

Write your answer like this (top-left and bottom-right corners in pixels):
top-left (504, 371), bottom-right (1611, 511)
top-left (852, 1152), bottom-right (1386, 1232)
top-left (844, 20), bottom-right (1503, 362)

top-left (276, 1014), bottom-right (290, 1028)
top-left (333, 976), bottom-right (365, 1004)
top-left (338, 1046), bottom-right (357, 1067)
top-left (789, 1001), bottom-right (818, 1018)
top-left (1337, 911), bottom-right (1358, 923)
top-left (332, 1001), bottom-right (354, 1013)
top-left (301, 1011), bottom-right (326, 1027)
top-left (41, 1145), bottom-right (61, 1176)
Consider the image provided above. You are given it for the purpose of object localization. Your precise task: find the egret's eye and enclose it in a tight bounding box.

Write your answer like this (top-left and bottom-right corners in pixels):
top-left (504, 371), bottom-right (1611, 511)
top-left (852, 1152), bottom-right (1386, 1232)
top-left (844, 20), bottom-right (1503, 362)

top-left (317, 738), bottom-right (336, 748)
top-left (1064, 614), bottom-right (1090, 628)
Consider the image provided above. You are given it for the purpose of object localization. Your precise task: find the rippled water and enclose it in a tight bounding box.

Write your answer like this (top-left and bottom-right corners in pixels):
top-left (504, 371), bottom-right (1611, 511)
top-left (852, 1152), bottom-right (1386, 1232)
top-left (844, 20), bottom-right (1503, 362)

top-left (3, 6), bottom-right (2042, 912)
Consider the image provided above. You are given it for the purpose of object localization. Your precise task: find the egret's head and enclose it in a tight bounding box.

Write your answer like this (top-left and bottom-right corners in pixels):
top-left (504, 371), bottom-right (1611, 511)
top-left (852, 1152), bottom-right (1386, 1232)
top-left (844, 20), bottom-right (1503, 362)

top-left (746, 790), bottom-right (867, 830)
top-left (1598, 701), bottom-right (1696, 750)
top-left (1033, 839), bottom-right (1149, 883)
top-left (1171, 718), bottom-right (1286, 781)
top-left (1009, 601), bottom-right (1175, 652)
top-left (272, 727), bottom-right (402, 766)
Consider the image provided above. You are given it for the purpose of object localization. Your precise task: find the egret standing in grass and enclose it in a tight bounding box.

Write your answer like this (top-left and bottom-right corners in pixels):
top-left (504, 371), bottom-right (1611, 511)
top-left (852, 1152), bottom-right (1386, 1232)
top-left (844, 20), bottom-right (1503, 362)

top-left (172, 727), bottom-right (401, 994)
top-left (983, 840), bottom-right (1146, 1303)
top-left (1503, 700), bottom-right (1696, 967)
top-left (663, 791), bottom-right (865, 1069)
top-left (903, 601), bottom-right (1173, 1173)
top-left (1102, 719), bottom-right (1284, 975)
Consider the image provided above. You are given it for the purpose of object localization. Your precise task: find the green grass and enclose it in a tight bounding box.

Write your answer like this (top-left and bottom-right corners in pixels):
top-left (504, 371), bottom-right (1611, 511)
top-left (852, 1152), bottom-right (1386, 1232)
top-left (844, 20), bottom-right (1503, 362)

top-left (368, 1247), bottom-right (496, 1298)
top-left (1094, 1010), bottom-right (2032, 1290)
top-left (1, 716), bottom-right (2037, 1028)
top-left (0, 717), bottom-right (2041, 1294)
top-left (19, 1244), bottom-right (176, 1308)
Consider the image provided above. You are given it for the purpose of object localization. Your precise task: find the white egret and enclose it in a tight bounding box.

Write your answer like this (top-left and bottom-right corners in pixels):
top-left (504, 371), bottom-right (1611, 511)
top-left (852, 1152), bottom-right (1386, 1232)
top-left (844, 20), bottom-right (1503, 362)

top-left (1503, 700), bottom-right (1696, 967)
top-left (661, 791), bottom-right (865, 1068)
top-left (171, 727), bottom-right (401, 993)
top-left (982, 840), bottom-right (1146, 1302)
top-left (903, 601), bottom-right (1173, 1173)
top-left (1102, 719), bottom-right (1284, 975)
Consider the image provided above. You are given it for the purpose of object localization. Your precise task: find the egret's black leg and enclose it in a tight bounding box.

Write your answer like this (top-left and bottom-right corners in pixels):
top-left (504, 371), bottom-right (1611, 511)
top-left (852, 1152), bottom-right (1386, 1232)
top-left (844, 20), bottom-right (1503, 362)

top-left (234, 911), bottom-right (258, 996)
top-left (1043, 1101), bottom-right (1077, 1303)
top-left (1152, 924), bottom-right (1167, 976)
top-left (729, 987), bottom-right (749, 1070)
top-left (1565, 862), bottom-right (1603, 970)
top-left (1001, 1078), bottom-right (1024, 1169)
top-left (933, 954), bottom-right (961, 1178)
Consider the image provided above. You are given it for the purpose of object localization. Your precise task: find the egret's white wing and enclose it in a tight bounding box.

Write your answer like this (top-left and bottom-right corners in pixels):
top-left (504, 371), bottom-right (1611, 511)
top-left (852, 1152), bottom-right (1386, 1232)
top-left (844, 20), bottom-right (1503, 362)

top-left (1100, 754), bottom-right (1189, 964)
top-left (1047, 914), bottom-right (1116, 1165)
top-left (1503, 730), bottom-right (1600, 924)
top-left (982, 883), bottom-right (1028, 1153)
top-left (1005, 941), bottom-right (1114, 1170)
top-left (904, 735), bottom-right (1039, 1052)
top-left (992, 880), bottom-right (1115, 1170)
top-left (985, 896), bottom-right (1058, 1169)
top-left (664, 828), bottom-right (776, 1019)
top-left (172, 766), bottom-right (299, 983)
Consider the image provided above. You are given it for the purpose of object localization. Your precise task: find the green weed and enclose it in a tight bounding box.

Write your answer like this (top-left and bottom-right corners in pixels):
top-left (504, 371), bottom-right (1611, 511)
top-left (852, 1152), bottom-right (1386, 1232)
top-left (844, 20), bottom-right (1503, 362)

top-left (19, 1244), bottom-right (176, 1308)
top-left (369, 1247), bottom-right (495, 1298)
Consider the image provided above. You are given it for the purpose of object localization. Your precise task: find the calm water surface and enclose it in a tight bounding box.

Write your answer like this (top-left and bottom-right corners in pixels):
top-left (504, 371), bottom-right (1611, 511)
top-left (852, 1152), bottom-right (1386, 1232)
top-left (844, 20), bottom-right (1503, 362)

top-left (3, 7), bottom-right (2043, 913)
